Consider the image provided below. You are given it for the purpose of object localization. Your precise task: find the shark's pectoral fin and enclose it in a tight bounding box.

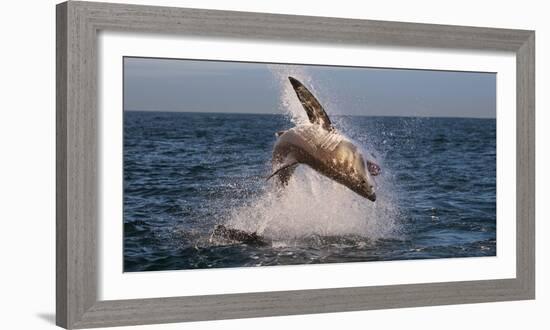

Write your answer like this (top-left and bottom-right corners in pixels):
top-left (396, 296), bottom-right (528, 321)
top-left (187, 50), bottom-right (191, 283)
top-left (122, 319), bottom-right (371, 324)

top-left (367, 160), bottom-right (381, 176)
top-left (267, 160), bottom-right (299, 182)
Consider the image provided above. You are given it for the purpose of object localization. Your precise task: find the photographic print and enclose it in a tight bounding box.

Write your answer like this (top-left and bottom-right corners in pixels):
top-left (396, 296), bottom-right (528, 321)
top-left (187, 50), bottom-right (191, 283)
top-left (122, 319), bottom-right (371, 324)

top-left (123, 57), bottom-right (496, 272)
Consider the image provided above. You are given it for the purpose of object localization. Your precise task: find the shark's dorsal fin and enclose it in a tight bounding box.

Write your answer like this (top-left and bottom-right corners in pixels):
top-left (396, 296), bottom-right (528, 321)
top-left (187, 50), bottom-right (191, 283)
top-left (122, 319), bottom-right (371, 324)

top-left (288, 77), bottom-right (334, 131)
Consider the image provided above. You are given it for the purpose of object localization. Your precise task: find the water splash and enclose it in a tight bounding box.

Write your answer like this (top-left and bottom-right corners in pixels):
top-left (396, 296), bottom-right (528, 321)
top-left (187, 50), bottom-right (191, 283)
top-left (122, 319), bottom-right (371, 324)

top-left (224, 66), bottom-right (402, 242)
top-left (226, 167), bottom-right (400, 241)
top-left (268, 65), bottom-right (316, 126)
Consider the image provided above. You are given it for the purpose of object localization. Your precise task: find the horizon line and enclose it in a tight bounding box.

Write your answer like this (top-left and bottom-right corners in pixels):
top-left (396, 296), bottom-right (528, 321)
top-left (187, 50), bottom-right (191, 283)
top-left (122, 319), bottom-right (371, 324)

top-left (123, 109), bottom-right (496, 120)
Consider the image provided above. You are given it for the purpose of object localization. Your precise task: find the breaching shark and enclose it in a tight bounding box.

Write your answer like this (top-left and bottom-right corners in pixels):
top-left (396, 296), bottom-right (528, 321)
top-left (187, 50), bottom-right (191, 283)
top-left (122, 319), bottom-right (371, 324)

top-left (268, 76), bottom-right (380, 201)
top-left (209, 77), bottom-right (381, 246)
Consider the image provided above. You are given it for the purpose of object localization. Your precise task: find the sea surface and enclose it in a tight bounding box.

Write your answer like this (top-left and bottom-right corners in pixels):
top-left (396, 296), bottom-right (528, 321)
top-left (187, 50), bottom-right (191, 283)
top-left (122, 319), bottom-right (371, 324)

top-left (124, 111), bottom-right (496, 272)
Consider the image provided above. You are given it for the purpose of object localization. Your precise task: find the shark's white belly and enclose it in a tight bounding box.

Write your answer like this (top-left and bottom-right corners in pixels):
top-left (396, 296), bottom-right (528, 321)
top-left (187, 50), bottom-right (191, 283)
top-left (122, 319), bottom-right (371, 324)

top-left (291, 125), bottom-right (345, 152)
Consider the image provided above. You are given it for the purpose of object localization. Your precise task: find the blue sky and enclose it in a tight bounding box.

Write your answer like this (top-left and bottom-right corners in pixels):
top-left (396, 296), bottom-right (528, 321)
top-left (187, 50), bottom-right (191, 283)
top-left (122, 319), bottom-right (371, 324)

top-left (124, 57), bottom-right (496, 118)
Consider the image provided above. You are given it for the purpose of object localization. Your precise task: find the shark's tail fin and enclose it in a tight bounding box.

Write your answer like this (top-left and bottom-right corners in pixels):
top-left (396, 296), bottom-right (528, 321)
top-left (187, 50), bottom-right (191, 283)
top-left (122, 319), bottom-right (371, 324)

top-left (288, 76), bottom-right (334, 132)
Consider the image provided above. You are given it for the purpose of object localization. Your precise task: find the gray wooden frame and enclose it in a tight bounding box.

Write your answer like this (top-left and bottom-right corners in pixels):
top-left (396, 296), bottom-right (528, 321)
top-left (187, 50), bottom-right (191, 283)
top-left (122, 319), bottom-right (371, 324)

top-left (56, 1), bottom-right (535, 328)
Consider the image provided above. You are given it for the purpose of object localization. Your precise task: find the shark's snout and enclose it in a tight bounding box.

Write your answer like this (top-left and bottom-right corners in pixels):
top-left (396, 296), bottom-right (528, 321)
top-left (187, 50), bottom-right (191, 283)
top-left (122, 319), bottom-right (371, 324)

top-left (367, 192), bottom-right (376, 202)
top-left (359, 176), bottom-right (377, 202)
top-left (350, 178), bottom-right (376, 202)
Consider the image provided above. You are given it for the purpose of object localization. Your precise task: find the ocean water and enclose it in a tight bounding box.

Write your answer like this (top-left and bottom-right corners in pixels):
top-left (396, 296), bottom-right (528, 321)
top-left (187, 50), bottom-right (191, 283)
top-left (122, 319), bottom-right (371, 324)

top-left (123, 111), bottom-right (496, 272)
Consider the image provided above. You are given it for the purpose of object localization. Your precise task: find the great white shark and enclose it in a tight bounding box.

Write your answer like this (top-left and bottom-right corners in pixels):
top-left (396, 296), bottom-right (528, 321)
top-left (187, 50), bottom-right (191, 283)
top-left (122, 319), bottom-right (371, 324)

top-left (269, 76), bottom-right (380, 202)
top-left (209, 77), bottom-right (381, 245)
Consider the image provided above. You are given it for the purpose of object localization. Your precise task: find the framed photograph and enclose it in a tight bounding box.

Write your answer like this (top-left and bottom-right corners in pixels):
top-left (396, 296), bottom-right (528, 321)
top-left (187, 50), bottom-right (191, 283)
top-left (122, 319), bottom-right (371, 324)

top-left (56, 1), bottom-right (535, 328)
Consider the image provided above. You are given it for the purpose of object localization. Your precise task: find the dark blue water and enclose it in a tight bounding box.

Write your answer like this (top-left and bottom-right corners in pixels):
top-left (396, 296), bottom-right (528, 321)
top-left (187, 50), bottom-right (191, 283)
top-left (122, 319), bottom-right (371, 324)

top-left (124, 111), bottom-right (496, 272)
